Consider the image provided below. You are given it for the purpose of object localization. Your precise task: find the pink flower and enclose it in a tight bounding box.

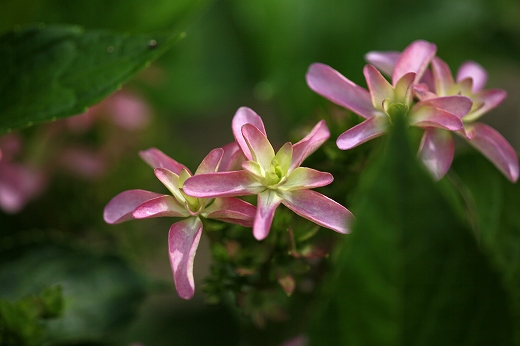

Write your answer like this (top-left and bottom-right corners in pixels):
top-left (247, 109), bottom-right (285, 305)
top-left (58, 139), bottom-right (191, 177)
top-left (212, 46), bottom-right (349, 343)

top-left (104, 147), bottom-right (256, 299)
top-left (367, 46), bottom-right (518, 182)
top-left (183, 107), bottom-right (354, 241)
top-left (306, 40), bottom-right (472, 153)
top-left (0, 134), bottom-right (47, 213)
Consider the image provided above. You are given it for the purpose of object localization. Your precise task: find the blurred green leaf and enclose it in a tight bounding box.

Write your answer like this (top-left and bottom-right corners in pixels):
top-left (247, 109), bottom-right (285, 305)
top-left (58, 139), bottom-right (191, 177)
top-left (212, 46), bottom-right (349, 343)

top-left (0, 24), bottom-right (183, 134)
top-left (310, 117), bottom-right (514, 345)
top-left (451, 151), bottom-right (520, 342)
top-left (0, 244), bottom-right (146, 344)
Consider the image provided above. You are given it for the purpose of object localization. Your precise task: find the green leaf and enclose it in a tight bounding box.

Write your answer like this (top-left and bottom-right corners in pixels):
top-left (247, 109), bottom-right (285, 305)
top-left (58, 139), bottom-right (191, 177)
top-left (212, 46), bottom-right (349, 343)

top-left (0, 24), bottom-right (183, 134)
top-left (310, 117), bottom-right (514, 345)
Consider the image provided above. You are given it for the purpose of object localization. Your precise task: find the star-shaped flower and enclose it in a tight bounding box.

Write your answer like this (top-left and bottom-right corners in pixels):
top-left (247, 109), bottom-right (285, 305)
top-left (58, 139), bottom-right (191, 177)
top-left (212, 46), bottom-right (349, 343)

top-left (104, 147), bottom-right (256, 299)
top-left (183, 107), bottom-right (354, 240)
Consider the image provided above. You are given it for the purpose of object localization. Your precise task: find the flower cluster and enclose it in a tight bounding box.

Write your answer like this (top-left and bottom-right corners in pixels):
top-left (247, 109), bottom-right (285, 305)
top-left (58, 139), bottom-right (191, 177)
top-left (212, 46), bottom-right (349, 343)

top-left (104, 108), bottom-right (353, 299)
top-left (306, 40), bottom-right (519, 182)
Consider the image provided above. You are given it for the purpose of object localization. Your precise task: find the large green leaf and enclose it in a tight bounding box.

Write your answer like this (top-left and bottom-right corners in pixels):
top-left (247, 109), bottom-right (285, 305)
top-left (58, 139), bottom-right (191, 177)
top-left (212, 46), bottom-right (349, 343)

top-left (0, 24), bottom-right (183, 134)
top-left (310, 117), bottom-right (514, 345)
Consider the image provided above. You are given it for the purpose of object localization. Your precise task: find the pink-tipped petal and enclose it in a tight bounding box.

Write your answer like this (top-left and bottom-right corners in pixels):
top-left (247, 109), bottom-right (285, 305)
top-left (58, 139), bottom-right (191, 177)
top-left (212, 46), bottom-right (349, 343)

top-left (413, 84), bottom-right (437, 101)
top-left (195, 148), bottom-right (224, 175)
top-left (393, 40), bottom-right (436, 85)
top-left (291, 120), bottom-right (330, 170)
top-left (364, 51), bottom-right (401, 76)
top-left (431, 57), bottom-right (455, 96)
top-left (254, 190), bottom-right (283, 240)
top-left (139, 148), bottom-right (189, 175)
top-left (336, 116), bottom-right (387, 150)
top-left (418, 128), bottom-right (455, 181)
top-left (364, 65), bottom-right (394, 109)
top-left (281, 189), bottom-right (354, 234)
top-left (456, 61), bottom-right (488, 92)
top-left (463, 89), bottom-right (508, 122)
top-left (465, 123), bottom-right (519, 183)
top-left (410, 105), bottom-right (463, 131)
top-left (203, 197), bottom-right (256, 227)
top-left (418, 95), bottom-right (473, 119)
top-left (219, 142), bottom-right (246, 171)
top-left (183, 171), bottom-right (265, 198)
top-left (154, 168), bottom-right (184, 203)
top-left (168, 217), bottom-right (203, 300)
top-left (282, 167), bottom-right (333, 190)
top-left (104, 189), bottom-right (164, 224)
top-left (232, 107), bottom-right (266, 160)
top-left (306, 63), bottom-right (375, 118)
top-left (132, 195), bottom-right (189, 219)
top-left (242, 124), bottom-right (275, 172)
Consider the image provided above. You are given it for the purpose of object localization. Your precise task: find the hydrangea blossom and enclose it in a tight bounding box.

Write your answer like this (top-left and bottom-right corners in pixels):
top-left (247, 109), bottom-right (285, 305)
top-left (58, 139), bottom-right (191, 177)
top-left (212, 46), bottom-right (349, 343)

top-left (183, 107), bottom-right (354, 240)
top-left (104, 147), bottom-right (256, 299)
top-left (366, 43), bottom-right (519, 181)
top-left (306, 40), bottom-right (472, 153)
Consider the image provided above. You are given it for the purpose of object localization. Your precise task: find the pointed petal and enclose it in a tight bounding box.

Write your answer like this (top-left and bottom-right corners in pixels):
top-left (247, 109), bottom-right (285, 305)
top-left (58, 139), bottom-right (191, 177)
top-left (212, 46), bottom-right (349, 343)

top-left (104, 189), bottom-right (163, 224)
top-left (413, 84), bottom-right (438, 101)
top-left (203, 197), bottom-right (256, 227)
top-left (282, 167), bottom-right (333, 190)
top-left (254, 190), bottom-right (283, 240)
top-left (336, 116), bottom-right (387, 150)
top-left (132, 195), bottom-right (189, 219)
top-left (219, 142), bottom-right (246, 172)
top-left (465, 123), bottom-right (519, 182)
top-left (232, 107), bottom-right (266, 160)
top-left (183, 171), bottom-right (265, 198)
top-left (281, 189), bottom-right (354, 234)
top-left (364, 65), bottom-right (394, 109)
top-left (364, 51), bottom-right (401, 76)
top-left (393, 40), bottom-right (436, 85)
top-left (242, 124), bottom-right (275, 172)
top-left (195, 148), bottom-right (223, 175)
top-left (418, 128), bottom-right (455, 181)
top-left (139, 148), bottom-right (189, 175)
top-left (393, 72), bottom-right (416, 105)
top-left (291, 120), bottom-right (330, 170)
top-left (431, 57), bottom-right (455, 96)
top-left (463, 89), bottom-right (507, 122)
top-left (154, 168), bottom-right (185, 204)
top-left (456, 61), bottom-right (487, 92)
top-left (168, 217), bottom-right (203, 300)
top-left (409, 105), bottom-right (463, 131)
top-left (418, 95), bottom-right (473, 119)
top-left (306, 63), bottom-right (375, 118)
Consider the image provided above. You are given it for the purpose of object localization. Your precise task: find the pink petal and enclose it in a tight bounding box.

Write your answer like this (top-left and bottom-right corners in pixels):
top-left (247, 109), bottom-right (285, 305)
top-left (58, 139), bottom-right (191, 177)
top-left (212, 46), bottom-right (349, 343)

top-left (254, 190), bottom-right (283, 240)
top-left (409, 105), bottom-right (463, 131)
top-left (195, 148), bottom-right (223, 175)
top-left (168, 217), bottom-right (203, 300)
top-left (282, 167), bottom-right (333, 190)
top-left (418, 128), bottom-right (455, 181)
top-left (465, 123), bottom-right (519, 183)
top-left (203, 197), bottom-right (256, 227)
top-left (336, 116), bottom-right (387, 150)
top-left (242, 124), bottom-right (275, 172)
top-left (364, 51), bottom-right (401, 76)
top-left (183, 171), bottom-right (265, 198)
top-left (139, 148), bottom-right (189, 175)
top-left (418, 95), bottom-right (473, 119)
top-left (413, 84), bottom-right (437, 101)
top-left (132, 195), bottom-right (189, 219)
top-left (393, 72), bottom-right (416, 105)
top-left (431, 57), bottom-right (455, 96)
top-left (104, 189), bottom-right (164, 224)
top-left (456, 61), bottom-right (487, 92)
top-left (108, 90), bottom-right (151, 130)
top-left (0, 163), bottom-right (46, 213)
top-left (306, 63), bottom-right (375, 118)
top-left (219, 142), bottom-right (246, 172)
top-left (363, 65), bottom-right (394, 109)
top-left (393, 40), bottom-right (437, 85)
top-left (291, 120), bottom-right (330, 170)
top-left (281, 189), bottom-right (354, 234)
top-left (232, 107), bottom-right (266, 160)
top-left (464, 89), bottom-right (507, 122)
